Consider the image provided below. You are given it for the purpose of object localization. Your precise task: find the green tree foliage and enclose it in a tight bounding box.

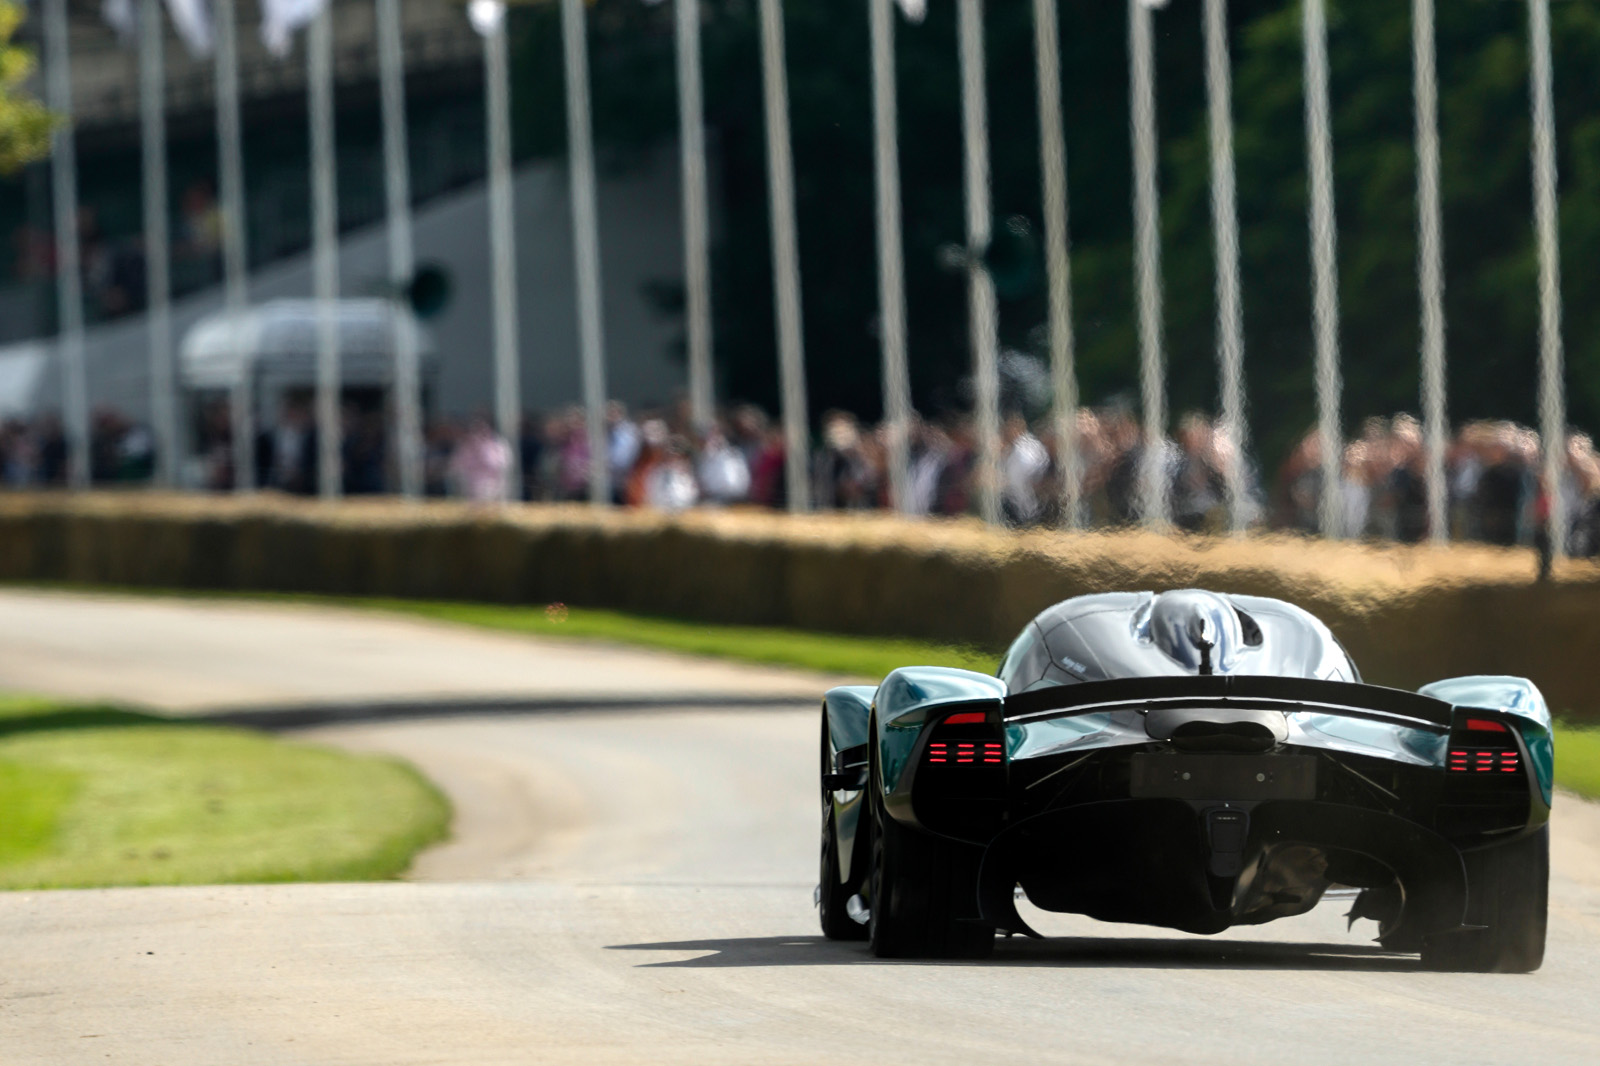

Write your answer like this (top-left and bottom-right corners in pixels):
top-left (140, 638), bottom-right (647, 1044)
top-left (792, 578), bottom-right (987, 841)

top-left (0, 0), bottom-right (54, 175)
top-left (508, 0), bottom-right (1600, 470)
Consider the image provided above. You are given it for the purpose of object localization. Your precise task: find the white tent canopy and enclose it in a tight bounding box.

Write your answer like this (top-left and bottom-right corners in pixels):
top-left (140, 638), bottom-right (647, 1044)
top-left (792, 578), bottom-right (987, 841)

top-left (0, 344), bottom-right (49, 418)
top-left (179, 298), bottom-right (435, 393)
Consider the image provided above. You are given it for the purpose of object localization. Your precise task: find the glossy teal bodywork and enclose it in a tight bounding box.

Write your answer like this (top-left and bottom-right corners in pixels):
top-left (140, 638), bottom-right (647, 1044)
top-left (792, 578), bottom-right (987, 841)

top-left (873, 667), bottom-right (1007, 795)
top-left (822, 686), bottom-right (876, 753)
top-left (822, 685), bottom-right (878, 883)
top-left (1420, 675), bottom-right (1555, 806)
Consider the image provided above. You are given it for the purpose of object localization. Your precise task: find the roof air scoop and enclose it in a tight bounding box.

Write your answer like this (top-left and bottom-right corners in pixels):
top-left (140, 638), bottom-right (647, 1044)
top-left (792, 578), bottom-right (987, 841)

top-left (1191, 615), bottom-right (1217, 676)
top-left (1143, 590), bottom-right (1245, 675)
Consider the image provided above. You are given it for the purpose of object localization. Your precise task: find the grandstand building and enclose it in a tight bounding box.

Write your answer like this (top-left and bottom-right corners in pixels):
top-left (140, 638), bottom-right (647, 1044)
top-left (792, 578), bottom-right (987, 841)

top-left (0, 0), bottom-right (690, 422)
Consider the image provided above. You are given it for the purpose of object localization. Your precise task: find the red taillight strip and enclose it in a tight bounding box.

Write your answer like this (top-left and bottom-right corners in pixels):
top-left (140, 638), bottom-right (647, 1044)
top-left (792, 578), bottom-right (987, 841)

top-left (1447, 748), bottom-right (1521, 773)
top-left (926, 740), bottom-right (1004, 766)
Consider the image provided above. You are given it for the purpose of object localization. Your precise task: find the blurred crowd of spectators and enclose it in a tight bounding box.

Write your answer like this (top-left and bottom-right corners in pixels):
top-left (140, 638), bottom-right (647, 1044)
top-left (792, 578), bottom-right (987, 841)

top-left (5, 397), bottom-right (1600, 555)
top-left (1275, 414), bottom-right (1600, 551)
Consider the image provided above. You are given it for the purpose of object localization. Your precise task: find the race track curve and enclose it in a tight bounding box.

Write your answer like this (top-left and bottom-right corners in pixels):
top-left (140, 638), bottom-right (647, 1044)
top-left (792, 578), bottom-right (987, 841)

top-left (2, 589), bottom-right (1599, 1065)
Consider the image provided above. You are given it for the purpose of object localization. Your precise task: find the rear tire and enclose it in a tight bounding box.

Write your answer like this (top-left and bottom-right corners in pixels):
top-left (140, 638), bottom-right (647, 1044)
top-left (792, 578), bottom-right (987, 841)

top-left (819, 806), bottom-right (867, 940)
top-left (1421, 825), bottom-right (1548, 973)
top-left (867, 741), bottom-right (994, 960)
top-left (819, 716), bottom-right (867, 941)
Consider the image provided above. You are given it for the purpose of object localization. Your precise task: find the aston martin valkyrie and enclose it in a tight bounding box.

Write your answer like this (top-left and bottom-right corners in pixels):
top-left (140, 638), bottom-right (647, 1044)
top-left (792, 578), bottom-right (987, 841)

top-left (817, 590), bottom-right (1552, 972)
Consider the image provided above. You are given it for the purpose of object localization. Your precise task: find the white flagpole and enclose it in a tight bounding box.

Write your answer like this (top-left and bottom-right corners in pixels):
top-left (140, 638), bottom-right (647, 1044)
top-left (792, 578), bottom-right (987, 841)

top-left (1033, 0), bottom-right (1078, 529)
top-left (757, 0), bottom-right (810, 512)
top-left (1128, 0), bottom-right (1167, 530)
top-left (675, 0), bottom-right (715, 432)
top-left (141, 0), bottom-right (177, 488)
top-left (309, 4), bottom-right (341, 500)
top-left (43, 0), bottom-right (87, 490)
top-left (214, 0), bottom-right (253, 492)
top-left (1203, 0), bottom-right (1248, 534)
top-left (1528, 0), bottom-right (1566, 558)
top-left (1302, 0), bottom-right (1342, 538)
top-left (485, 8), bottom-right (522, 497)
top-left (958, 0), bottom-right (1000, 526)
top-left (1413, 0), bottom-right (1447, 545)
top-left (377, 0), bottom-right (423, 498)
top-left (870, 0), bottom-right (911, 515)
top-left (561, 0), bottom-right (609, 505)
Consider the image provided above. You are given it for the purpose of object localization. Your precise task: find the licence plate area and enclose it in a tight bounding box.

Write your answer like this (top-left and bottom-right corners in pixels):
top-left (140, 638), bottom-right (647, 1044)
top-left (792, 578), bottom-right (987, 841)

top-left (1130, 753), bottom-right (1316, 801)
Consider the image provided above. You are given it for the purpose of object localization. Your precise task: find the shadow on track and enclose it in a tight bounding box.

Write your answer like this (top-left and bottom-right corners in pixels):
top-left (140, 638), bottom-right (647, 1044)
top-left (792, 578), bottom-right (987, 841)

top-left (608, 934), bottom-right (1418, 972)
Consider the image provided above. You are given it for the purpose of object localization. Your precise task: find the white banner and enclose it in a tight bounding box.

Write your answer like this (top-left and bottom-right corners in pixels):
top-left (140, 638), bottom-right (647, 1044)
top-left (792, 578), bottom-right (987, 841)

top-left (467, 0), bottom-right (505, 37)
top-left (260, 0), bottom-right (327, 57)
top-left (102, 0), bottom-right (213, 56)
top-left (164, 0), bottom-right (214, 57)
top-left (895, 0), bottom-right (926, 23)
top-left (101, 0), bottom-right (136, 42)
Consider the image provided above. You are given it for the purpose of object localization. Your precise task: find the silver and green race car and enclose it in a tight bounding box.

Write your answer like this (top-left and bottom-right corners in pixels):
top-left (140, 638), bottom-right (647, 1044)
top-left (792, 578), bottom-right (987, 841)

top-left (817, 589), bottom-right (1553, 971)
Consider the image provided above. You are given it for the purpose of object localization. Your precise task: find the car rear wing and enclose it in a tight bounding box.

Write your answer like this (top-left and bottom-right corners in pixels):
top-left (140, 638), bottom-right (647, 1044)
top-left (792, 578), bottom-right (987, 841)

top-left (1003, 676), bottom-right (1454, 733)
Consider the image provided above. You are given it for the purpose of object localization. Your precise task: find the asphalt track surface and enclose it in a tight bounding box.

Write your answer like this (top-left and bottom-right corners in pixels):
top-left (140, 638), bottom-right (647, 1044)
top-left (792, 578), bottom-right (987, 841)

top-left (3, 590), bottom-right (1600, 1065)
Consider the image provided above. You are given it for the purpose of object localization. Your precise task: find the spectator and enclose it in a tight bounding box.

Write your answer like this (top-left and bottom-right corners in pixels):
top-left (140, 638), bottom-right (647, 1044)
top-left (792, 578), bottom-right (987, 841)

top-left (557, 407), bottom-right (591, 501)
top-left (449, 416), bottom-right (512, 502)
top-left (905, 420), bottom-right (949, 517)
top-left (1476, 426), bottom-right (1525, 546)
top-left (1171, 412), bottom-right (1226, 533)
top-left (698, 426), bottom-right (751, 505)
top-left (269, 401), bottom-right (314, 494)
top-left (1000, 413), bottom-right (1050, 526)
top-left (519, 414), bottom-right (544, 501)
top-left (814, 411), bottom-right (875, 510)
top-left (606, 401), bottom-right (640, 504)
top-left (749, 425), bottom-right (788, 509)
top-left (642, 436), bottom-right (700, 511)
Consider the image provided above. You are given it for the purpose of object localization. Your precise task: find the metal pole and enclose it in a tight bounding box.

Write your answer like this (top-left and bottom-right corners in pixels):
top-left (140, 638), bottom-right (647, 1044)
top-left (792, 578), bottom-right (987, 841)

top-left (377, 0), bottom-right (423, 498)
top-left (1128, 0), bottom-right (1167, 530)
top-left (561, 0), bottom-right (609, 505)
top-left (870, 0), bottom-right (911, 515)
top-left (1033, 0), bottom-right (1078, 529)
top-left (1204, 0), bottom-right (1248, 534)
top-left (485, 10), bottom-right (522, 493)
top-left (214, 0), bottom-right (253, 491)
top-left (1302, 0), bottom-right (1342, 538)
top-left (43, 0), bottom-right (87, 489)
top-left (140, 0), bottom-right (177, 488)
top-left (675, 0), bottom-right (715, 432)
top-left (1413, 0), bottom-right (1447, 545)
top-left (757, 0), bottom-right (810, 512)
top-left (1528, 0), bottom-right (1566, 557)
top-left (310, 5), bottom-right (341, 500)
top-left (958, 0), bottom-right (1000, 526)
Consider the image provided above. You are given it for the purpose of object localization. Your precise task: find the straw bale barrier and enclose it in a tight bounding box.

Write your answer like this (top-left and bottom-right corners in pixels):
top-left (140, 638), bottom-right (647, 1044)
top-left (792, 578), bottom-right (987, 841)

top-left (2, 492), bottom-right (1598, 718)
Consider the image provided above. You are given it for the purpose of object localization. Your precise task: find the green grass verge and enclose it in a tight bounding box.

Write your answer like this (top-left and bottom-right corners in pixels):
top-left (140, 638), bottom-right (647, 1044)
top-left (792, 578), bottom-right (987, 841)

top-left (356, 597), bottom-right (998, 679)
top-left (6, 583), bottom-right (1003, 681)
top-left (0, 695), bottom-right (450, 890)
top-left (1554, 724), bottom-right (1600, 801)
